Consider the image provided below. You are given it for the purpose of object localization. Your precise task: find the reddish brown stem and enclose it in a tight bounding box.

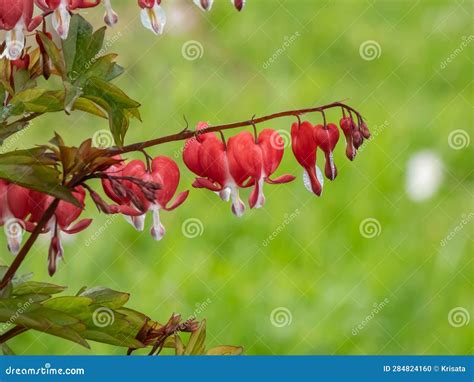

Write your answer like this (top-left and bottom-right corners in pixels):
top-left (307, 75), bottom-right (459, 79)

top-left (0, 326), bottom-right (28, 344)
top-left (109, 102), bottom-right (364, 155)
top-left (0, 199), bottom-right (59, 290)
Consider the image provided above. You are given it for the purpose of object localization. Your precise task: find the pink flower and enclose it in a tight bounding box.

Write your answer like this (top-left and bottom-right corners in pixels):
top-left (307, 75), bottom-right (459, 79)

top-left (0, 181), bottom-right (31, 255)
top-left (28, 186), bottom-right (92, 276)
top-left (314, 123), bottom-right (340, 181)
top-left (0, 0), bottom-right (43, 60)
top-left (227, 130), bottom-right (294, 209)
top-left (34, 0), bottom-right (100, 39)
top-left (183, 122), bottom-right (247, 217)
top-left (291, 121), bottom-right (324, 196)
top-left (138, 0), bottom-right (166, 35)
top-left (183, 123), bottom-right (294, 215)
top-left (103, 156), bottom-right (188, 241)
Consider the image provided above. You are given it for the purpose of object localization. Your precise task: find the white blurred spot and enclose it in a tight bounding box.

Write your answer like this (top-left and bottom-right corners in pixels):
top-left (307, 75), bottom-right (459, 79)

top-left (405, 150), bottom-right (444, 202)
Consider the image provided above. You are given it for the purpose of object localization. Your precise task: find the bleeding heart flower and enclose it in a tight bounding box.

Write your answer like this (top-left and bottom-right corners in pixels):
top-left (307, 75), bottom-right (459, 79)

top-left (118, 156), bottom-right (188, 240)
top-left (34, 0), bottom-right (100, 39)
top-left (0, 181), bottom-right (32, 255)
top-left (291, 120), bottom-right (324, 196)
top-left (183, 122), bottom-right (246, 217)
top-left (314, 123), bottom-right (340, 181)
top-left (194, 0), bottom-right (213, 12)
top-left (339, 116), bottom-right (356, 161)
top-left (138, 0), bottom-right (166, 35)
top-left (98, 156), bottom-right (148, 216)
top-left (28, 186), bottom-right (92, 276)
top-left (0, 0), bottom-right (43, 60)
top-left (227, 130), bottom-right (294, 209)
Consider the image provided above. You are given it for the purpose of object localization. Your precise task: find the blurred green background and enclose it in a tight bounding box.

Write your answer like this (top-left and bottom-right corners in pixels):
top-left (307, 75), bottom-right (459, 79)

top-left (1, 0), bottom-right (472, 355)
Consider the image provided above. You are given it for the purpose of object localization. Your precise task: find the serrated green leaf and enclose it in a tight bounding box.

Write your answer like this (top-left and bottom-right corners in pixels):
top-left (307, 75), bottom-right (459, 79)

top-left (62, 15), bottom-right (106, 79)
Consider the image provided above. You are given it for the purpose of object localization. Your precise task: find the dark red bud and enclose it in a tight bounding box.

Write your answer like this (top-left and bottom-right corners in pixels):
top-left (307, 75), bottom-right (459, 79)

top-left (360, 122), bottom-right (371, 139)
top-left (352, 130), bottom-right (363, 149)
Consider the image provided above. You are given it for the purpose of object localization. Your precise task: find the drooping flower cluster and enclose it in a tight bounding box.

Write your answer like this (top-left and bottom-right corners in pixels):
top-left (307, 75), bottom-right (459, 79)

top-left (0, 107), bottom-right (369, 276)
top-left (100, 155), bottom-right (189, 241)
top-left (183, 123), bottom-right (294, 217)
top-left (291, 114), bottom-right (370, 196)
top-left (0, 0), bottom-right (247, 60)
top-left (0, 180), bottom-right (92, 275)
top-left (183, 113), bottom-right (370, 208)
top-left (0, 155), bottom-right (188, 274)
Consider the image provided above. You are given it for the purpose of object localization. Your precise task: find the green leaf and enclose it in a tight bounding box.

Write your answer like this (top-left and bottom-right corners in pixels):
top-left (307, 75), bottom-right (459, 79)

top-left (82, 54), bottom-right (124, 83)
top-left (13, 282), bottom-right (67, 296)
top-left (9, 89), bottom-right (64, 115)
top-left (0, 150), bottom-right (80, 206)
top-left (83, 77), bottom-right (140, 146)
top-left (72, 97), bottom-right (107, 119)
top-left (43, 296), bottom-right (92, 319)
top-left (84, 77), bottom-right (140, 109)
top-left (63, 82), bottom-right (83, 114)
top-left (37, 32), bottom-right (66, 78)
top-left (0, 120), bottom-right (31, 146)
top-left (62, 15), bottom-right (106, 78)
top-left (79, 287), bottom-right (130, 309)
top-left (185, 320), bottom-right (207, 355)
